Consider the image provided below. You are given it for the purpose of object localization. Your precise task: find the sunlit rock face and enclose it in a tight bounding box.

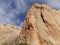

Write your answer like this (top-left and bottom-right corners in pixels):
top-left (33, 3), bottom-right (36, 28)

top-left (20, 3), bottom-right (60, 45)
top-left (0, 23), bottom-right (21, 45)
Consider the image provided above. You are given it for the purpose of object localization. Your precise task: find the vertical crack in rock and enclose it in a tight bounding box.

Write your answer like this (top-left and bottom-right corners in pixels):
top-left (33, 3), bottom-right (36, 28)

top-left (19, 3), bottom-right (60, 45)
top-left (41, 12), bottom-right (45, 23)
top-left (41, 6), bottom-right (45, 23)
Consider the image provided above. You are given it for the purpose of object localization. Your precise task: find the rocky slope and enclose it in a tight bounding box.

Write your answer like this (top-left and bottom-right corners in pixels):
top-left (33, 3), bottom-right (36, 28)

top-left (0, 23), bottom-right (21, 45)
top-left (20, 3), bottom-right (60, 45)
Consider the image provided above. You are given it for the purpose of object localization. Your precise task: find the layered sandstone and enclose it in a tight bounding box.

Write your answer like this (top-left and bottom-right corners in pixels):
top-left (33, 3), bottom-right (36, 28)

top-left (0, 23), bottom-right (21, 45)
top-left (20, 3), bottom-right (60, 45)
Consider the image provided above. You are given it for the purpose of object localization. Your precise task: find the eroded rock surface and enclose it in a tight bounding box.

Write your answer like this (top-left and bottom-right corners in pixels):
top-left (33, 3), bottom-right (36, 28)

top-left (0, 23), bottom-right (21, 45)
top-left (20, 3), bottom-right (60, 45)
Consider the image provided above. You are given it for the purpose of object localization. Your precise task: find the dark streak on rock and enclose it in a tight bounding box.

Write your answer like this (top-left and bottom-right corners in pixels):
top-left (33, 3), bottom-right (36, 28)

top-left (41, 6), bottom-right (45, 23)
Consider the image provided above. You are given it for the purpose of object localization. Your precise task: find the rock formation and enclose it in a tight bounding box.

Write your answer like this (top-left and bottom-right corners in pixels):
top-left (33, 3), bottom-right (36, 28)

top-left (20, 3), bottom-right (60, 45)
top-left (0, 23), bottom-right (21, 45)
top-left (1, 3), bottom-right (60, 45)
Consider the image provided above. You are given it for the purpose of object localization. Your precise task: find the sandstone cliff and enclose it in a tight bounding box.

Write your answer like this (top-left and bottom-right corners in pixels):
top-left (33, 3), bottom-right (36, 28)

top-left (0, 23), bottom-right (21, 45)
top-left (20, 3), bottom-right (60, 45)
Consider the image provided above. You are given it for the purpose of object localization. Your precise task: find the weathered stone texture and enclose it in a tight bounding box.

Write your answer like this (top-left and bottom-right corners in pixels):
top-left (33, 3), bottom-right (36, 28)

top-left (0, 23), bottom-right (21, 45)
top-left (20, 3), bottom-right (60, 45)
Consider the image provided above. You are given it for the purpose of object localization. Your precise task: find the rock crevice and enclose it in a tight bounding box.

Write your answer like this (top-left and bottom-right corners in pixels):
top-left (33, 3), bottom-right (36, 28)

top-left (20, 3), bottom-right (60, 45)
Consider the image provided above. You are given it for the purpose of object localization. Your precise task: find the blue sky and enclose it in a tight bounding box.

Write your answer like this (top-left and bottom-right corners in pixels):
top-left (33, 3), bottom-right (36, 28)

top-left (0, 0), bottom-right (60, 27)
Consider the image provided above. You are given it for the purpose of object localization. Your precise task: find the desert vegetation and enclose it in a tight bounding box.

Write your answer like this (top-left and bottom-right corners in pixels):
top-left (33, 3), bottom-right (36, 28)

top-left (16, 43), bottom-right (27, 45)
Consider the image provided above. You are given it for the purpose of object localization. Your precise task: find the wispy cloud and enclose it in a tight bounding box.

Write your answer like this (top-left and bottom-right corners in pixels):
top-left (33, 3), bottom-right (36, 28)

top-left (0, 0), bottom-right (27, 27)
top-left (42, 0), bottom-right (60, 9)
top-left (0, 0), bottom-right (60, 27)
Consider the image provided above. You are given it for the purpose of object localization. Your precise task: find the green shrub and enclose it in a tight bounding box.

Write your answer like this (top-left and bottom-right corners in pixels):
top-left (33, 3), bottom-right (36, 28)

top-left (16, 43), bottom-right (27, 45)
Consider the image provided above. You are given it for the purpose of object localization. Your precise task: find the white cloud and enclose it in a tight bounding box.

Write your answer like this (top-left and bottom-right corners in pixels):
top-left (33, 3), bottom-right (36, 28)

top-left (0, 0), bottom-right (60, 27)
top-left (44, 0), bottom-right (60, 9)
top-left (0, 0), bottom-right (27, 27)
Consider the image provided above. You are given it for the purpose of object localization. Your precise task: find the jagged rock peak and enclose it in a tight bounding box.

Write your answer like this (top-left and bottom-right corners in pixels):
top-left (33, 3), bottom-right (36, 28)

top-left (20, 3), bottom-right (60, 45)
top-left (31, 3), bottom-right (51, 9)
